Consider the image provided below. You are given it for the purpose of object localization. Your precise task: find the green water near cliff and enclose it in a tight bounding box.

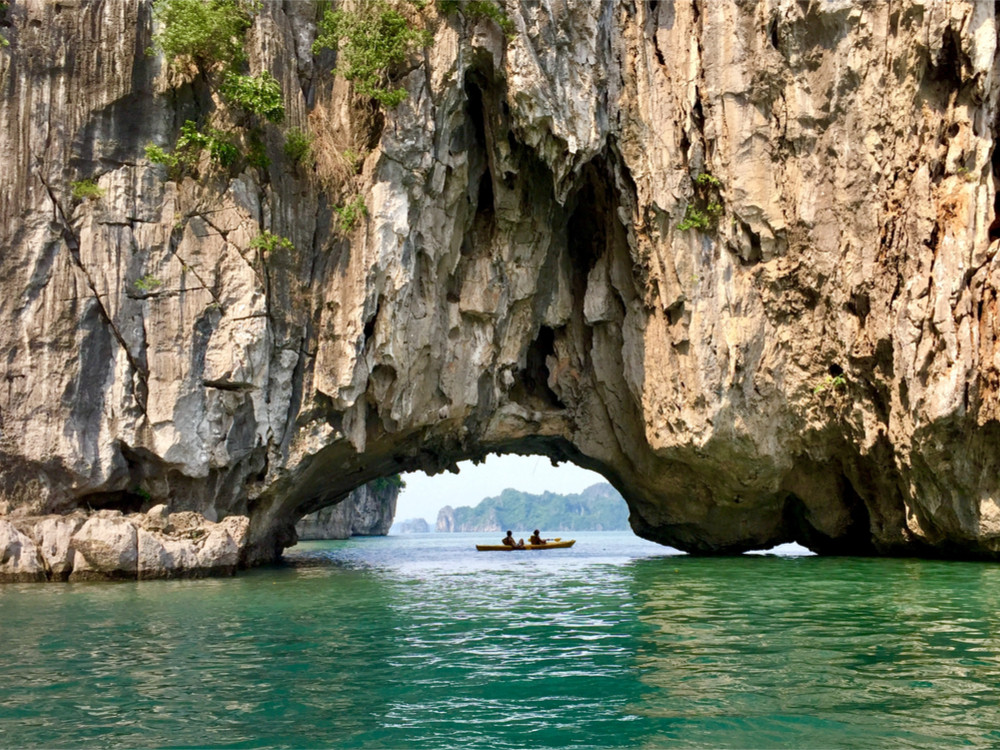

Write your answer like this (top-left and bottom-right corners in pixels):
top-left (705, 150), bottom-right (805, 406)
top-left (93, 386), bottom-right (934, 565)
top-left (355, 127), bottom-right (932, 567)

top-left (2, 531), bottom-right (1000, 748)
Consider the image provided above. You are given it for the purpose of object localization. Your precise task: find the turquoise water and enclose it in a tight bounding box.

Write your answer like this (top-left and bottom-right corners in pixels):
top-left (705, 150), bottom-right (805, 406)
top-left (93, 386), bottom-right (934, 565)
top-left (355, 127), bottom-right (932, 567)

top-left (2, 531), bottom-right (1000, 748)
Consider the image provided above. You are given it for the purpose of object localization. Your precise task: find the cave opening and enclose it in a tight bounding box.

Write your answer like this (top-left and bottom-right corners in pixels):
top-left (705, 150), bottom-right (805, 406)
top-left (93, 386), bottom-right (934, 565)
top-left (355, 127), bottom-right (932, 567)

top-left (508, 325), bottom-right (565, 410)
top-left (464, 66), bottom-right (497, 222)
top-left (395, 454), bottom-right (619, 535)
top-left (290, 451), bottom-right (641, 545)
top-left (565, 162), bottom-right (611, 280)
top-left (287, 450), bottom-right (814, 559)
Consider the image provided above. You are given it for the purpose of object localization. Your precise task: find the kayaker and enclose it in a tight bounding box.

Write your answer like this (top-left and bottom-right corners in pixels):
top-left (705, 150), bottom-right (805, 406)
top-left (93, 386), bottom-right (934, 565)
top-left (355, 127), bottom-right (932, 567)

top-left (528, 530), bottom-right (549, 545)
top-left (501, 530), bottom-right (525, 548)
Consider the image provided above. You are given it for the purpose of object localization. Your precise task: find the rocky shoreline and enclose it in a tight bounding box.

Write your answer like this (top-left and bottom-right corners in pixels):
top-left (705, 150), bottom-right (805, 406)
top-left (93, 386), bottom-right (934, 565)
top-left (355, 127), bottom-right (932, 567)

top-left (0, 507), bottom-right (249, 582)
top-left (0, 478), bottom-right (403, 582)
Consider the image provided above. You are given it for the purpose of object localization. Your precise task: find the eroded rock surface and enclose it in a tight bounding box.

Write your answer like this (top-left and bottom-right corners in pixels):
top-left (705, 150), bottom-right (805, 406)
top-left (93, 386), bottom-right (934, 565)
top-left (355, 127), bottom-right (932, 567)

top-left (295, 480), bottom-right (399, 540)
top-left (3, 0), bottom-right (1000, 578)
top-left (0, 508), bottom-right (249, 581)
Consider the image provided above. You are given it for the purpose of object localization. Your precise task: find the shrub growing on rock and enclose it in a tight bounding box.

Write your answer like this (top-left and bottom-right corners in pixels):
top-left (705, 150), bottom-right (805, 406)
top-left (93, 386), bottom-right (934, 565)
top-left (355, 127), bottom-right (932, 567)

top-left (151, 0), bottom-right (258, 71)
top-left (0, 0), bottom-right (9, 48)
top-left (313, 0), bottom-right (432, 108)
top-left (437, 0), bottom-right (514, 36)
top-left (371, 474), bottom-right (406, 492)
top-left (246, 132), bottom-right (270, 170)
top-left (334, 194), bottom-right (368, 234)
top-left (146, 121), bottom-right (239, 175)
top-left (677, 172), bottom-right (724, 233)
top-left (134, 274), bottom-right (163, 293)
top-left (148, 0), bottom-right (289, 191)
top-left (71, 179), bottom-right (105, 201)
top-left (220, 71), bottom-right (285, 123)
top-left (284, 128), bottom-right (315, 167)
top-left (249, 230), bottom-right (294, 253)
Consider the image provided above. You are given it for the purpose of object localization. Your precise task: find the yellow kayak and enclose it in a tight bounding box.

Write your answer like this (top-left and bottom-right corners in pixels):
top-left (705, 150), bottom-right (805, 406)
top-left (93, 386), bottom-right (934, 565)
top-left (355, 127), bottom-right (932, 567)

top-left (475, 540), bottom-right (575, 551)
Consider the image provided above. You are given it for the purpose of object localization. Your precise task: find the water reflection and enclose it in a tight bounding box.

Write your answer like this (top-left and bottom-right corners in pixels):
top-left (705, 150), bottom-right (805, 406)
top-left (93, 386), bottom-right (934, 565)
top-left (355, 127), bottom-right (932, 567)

top-left (365, 538), bottom-right (649, 749)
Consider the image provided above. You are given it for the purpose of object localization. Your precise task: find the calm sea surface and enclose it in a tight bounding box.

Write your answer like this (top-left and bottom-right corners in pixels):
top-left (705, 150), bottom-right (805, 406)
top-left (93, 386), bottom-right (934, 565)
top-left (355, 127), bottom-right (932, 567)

top-left (3, 531), bottom-right (1000, 748)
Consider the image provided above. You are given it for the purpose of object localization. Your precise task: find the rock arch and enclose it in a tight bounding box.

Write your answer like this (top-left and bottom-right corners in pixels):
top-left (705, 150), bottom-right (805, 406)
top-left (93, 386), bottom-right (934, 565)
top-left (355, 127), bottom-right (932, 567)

top-left (3, 2), bottom-right (1000, 579)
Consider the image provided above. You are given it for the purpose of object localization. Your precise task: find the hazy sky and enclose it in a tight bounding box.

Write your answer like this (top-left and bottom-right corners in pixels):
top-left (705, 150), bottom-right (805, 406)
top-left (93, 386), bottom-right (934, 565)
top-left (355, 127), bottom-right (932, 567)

top-left (394, 454), bottom-right (606, 525)
top-left (393, 454), bottom-right (814, 554)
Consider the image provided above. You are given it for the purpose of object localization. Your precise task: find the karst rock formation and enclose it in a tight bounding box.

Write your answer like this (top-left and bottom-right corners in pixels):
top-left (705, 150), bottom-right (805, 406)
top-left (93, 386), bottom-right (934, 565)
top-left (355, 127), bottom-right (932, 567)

top-left (2, 0), bottom-right (1000, 579)
top-left (295, 480), bottom-right (399, 540)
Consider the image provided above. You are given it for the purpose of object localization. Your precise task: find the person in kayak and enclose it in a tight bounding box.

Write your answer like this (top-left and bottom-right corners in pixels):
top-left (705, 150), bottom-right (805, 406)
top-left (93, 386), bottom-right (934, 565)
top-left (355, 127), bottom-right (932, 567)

top-left (528, 530), bottom-right (549, 545)
top-left (502, 530), bottom-right (525, 548)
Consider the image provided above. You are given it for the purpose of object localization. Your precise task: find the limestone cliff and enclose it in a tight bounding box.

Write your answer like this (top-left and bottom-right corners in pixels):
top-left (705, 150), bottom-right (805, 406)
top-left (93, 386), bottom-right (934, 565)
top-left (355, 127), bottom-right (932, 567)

top-left (3, 0), bottom-right (1000, 579)
top-left (295, 479), bottom-right (398, 540)
top-left (0, 507), bottom-right (248, 581)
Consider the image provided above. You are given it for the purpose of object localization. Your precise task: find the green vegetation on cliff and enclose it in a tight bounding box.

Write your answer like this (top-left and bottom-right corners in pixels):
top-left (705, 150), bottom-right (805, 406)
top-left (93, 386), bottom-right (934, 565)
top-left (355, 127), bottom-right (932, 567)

top-left (150, 0), bottom-right (258, 72)
top-left (283, 128), bottom-right (315, 166)
top-left (677, 172), bottom-right (724, 232)
top-left (441, 483), bottom-right (630, 532)
top-left (371, 474), bottom-right (405, 493)
top-left (312, 0), bottom-right (431, 108)
top-left (147, 0), bottom-right (295, 183)
top-left (153, 0), bottom-right (259, 69)
top-left (220, 71), bottom-right (285, 123)
top-left (437, 0), bottom-right (515, 37)
top-left (0, 1), bottom-right (10, 48)
top-left (70, 179), bottom-right (105, 201)
top-left (249, 230), bottom-right (294, 254)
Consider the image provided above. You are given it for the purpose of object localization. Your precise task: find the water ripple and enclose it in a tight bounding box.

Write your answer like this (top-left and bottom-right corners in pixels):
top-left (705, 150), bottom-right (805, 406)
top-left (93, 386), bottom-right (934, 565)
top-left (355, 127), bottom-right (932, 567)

top-left (4, 534), bottom-right (1000, 748)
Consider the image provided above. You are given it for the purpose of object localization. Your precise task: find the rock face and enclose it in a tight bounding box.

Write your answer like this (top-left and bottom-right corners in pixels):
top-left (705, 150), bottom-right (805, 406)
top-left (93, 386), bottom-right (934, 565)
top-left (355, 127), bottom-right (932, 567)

top-left (295, 480), bottom-right (399, 540)
top-left (3, 0), bottom-right (1000, 576)
top-left (0, 507), bottom-right (249, 581)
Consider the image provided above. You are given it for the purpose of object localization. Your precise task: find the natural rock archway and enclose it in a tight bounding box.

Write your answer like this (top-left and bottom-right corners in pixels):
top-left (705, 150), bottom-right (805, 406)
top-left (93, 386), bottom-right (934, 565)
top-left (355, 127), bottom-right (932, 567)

top-left (3, 1), bottom-right (1000, 579)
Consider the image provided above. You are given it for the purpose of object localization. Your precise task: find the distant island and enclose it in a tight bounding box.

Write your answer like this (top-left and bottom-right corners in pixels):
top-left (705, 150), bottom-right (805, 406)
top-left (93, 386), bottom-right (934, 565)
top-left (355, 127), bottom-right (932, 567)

top-left (436, 483), bottom-right (630, 532)
top-left (392, 517), bottom-right (431, 534)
